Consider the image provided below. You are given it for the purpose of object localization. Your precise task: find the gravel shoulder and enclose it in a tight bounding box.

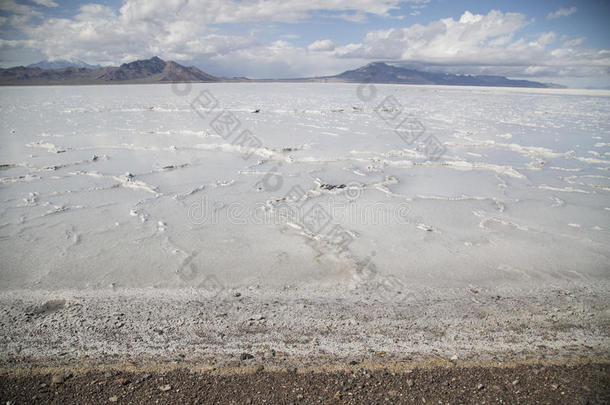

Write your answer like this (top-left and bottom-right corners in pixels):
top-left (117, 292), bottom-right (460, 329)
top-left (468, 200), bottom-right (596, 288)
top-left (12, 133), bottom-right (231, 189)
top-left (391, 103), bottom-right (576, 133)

top-left (0, 283), bottom-right (608, 403)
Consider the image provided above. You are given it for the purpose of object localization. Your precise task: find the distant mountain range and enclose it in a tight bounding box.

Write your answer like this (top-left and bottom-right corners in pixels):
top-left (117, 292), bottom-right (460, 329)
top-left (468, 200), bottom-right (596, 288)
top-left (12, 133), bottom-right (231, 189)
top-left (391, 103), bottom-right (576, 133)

top-left (27, 59), bottom-right (101, 70)
top-left (0, 56), bottom-right (562, 88)
top-left (0, 57), bottom-right (221, 85)
top-left (321, 62), bottom-right (564, 88)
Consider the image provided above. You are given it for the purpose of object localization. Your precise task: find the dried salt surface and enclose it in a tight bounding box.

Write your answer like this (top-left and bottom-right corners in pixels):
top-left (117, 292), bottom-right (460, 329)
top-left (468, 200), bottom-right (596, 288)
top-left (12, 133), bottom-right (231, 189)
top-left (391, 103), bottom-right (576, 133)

top-left (0, 283), bottom-right (608, 368)
top-left (0, 83), bottom-right (609, 365)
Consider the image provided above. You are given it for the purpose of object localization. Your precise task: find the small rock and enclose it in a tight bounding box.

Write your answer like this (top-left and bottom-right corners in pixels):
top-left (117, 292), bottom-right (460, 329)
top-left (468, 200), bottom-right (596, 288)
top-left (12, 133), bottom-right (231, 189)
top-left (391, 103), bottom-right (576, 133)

top-left (512, 379), bottom-right (519, 386)
top-left (551, 384), bottom-right (559, 390)
top-left (159, 384), bottom-right (172, 392)
top-left (450, 355), bottom-right (458, 361)
top-left (234, 292), bottom-right (241, 297)
top-left (115, 378), bottom-right (130, 385)
top-left (477, 383), bottom-right (485, 391)
top-left (35, 299), bottom-right (66, 315)
top-left (348, 360), bottom-right (359, 365)
top-left (103, 371), bottom-right (113, 379)
top-left (240, 353), bottom-right (254, 361)
top-left (109, 396), bottom-right (118, 402)
top-left (51, 374), bottom-right (64, 384)
top-left (406, 379), bottom-right (414, 388)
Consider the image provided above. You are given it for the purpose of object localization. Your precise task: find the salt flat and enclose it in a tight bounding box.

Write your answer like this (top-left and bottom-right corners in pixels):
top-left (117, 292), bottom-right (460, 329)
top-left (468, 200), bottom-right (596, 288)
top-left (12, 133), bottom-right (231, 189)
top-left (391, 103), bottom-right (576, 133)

top-left (1, 83), bottom-right (608, 291)
top-left (0, 83), bottom-right (608, 365)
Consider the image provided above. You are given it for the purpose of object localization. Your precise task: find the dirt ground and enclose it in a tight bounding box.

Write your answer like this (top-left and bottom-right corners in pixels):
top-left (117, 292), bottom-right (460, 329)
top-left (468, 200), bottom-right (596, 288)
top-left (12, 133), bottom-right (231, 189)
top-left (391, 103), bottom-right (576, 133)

top-left (1, 360), bottom-right (609, 404)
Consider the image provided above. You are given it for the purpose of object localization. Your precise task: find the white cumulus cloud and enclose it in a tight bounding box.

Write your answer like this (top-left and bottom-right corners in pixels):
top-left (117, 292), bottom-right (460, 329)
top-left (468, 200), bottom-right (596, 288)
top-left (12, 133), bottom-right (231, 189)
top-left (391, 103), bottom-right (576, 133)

top-left (547, 6), bottom-right (577, 20)
top-left (331, 10), bottom-right (608, 79)
top-left (308, 39), bottom-right (335, 52)
top-left (32, 0), bottom-right (58, 7)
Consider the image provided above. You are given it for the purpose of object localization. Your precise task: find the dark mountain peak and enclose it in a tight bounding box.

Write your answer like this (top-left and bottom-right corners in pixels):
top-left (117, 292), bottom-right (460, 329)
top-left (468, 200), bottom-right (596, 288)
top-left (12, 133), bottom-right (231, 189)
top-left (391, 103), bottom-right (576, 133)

top-left (355, 61), bottom-right (392, 71)
top-left (118, 56), bottom-right (167, 74)
top-left (364, 61), bottom-right (390, 67)
top-left (159, 60), bottom-right (218, 82)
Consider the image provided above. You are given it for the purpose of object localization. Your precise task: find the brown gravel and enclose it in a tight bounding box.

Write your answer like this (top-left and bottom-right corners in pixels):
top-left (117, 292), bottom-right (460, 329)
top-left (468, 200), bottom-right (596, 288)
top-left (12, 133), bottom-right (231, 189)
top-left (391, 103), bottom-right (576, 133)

top-left (1, 361), bottom-right (608, 404)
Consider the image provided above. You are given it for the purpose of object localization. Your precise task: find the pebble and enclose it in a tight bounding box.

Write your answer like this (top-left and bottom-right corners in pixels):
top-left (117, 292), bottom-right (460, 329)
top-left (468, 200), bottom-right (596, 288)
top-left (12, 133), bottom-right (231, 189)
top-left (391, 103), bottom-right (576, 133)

top-left (406, 379), bottom-right (414, 388)
top-left (159, 384), bottom-right (172, 392)
top-left (512, 379), bottom-right (519, 386)
top-left (240, 353), bottom-right (254, 360)
top-left (109, 396), bottom-right (118, 402)
top-left (115, 378), bottom-right (130, 385)
top-left (51, 374), bottom-right (64, 384)
top-left (477, 383), bottom-right (485, 391)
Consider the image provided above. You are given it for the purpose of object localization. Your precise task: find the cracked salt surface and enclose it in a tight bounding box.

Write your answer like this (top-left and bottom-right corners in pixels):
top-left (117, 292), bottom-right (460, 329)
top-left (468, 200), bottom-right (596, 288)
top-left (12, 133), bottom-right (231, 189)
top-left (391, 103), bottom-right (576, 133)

top-left (0, 83), bottom-right (608, 363)
top-left (0, 83), bottom-right (608, 290)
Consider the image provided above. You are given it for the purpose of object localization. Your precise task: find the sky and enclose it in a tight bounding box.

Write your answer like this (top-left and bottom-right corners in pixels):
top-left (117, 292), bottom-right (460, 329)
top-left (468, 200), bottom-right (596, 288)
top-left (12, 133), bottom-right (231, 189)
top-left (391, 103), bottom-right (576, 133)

top-left (0, 0), bottom-right (609, 88)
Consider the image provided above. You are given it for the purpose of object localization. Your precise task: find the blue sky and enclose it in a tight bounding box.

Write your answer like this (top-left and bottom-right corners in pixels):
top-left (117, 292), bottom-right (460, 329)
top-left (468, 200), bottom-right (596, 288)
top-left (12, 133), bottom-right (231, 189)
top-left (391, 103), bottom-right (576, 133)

top-left (1, 0), bottom-right (609, 87)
